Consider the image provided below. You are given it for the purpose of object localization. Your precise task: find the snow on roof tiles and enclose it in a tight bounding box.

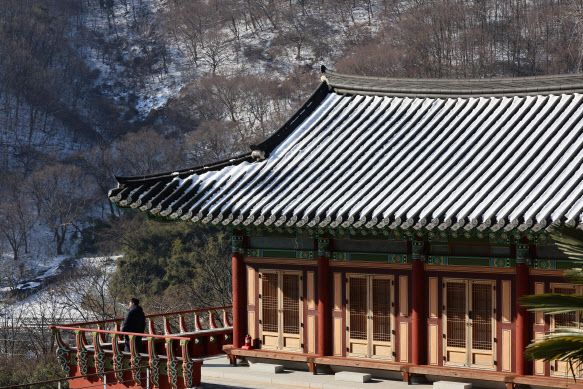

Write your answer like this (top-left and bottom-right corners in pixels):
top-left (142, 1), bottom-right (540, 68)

top-left (108, 70), bottom-right (583, 232)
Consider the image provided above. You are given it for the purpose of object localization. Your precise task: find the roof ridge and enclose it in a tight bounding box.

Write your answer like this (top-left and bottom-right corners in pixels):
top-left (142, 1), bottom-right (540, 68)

top-left (321, 66), bottom-right (583, 97)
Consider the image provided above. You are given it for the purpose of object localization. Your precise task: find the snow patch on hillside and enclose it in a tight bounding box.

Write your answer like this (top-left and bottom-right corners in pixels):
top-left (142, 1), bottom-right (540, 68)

top-left (1, 255), bottom-right (121, 323)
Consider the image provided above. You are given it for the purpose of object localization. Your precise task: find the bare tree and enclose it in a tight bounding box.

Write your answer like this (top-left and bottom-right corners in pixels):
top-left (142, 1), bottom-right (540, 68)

top-left (28, 164), bottom-right (98, 255)
top-left (185, 120), bottom-right (243, 165)
top-left (55, 257), bottom-right (123, 323)
top-left (163, 0), bottom-right (220, 67)
top-left (201, 30), bottom-right (231, 75)
top-left (0, 175), bottom-right (35, 261)
top-left (110, 128), bottom-right (187, 177)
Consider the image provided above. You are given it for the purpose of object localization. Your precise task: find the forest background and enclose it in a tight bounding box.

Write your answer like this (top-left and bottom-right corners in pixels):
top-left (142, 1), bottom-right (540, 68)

top-left (2, 0), bottom-right (583, 384)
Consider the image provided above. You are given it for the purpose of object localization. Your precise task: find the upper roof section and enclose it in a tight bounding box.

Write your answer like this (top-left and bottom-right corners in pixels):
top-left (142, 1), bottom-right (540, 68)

top-left (322, 66), bottom-right (583, 97)
top-left (109, 69), bottom-right (583, 233)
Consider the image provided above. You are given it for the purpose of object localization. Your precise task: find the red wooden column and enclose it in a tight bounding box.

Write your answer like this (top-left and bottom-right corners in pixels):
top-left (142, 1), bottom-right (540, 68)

top-left (515, 244), bottom-right (530, 376)
top-left (411, 241), bottom-right (426, 366)
top-left (232, 230), bottom-right (247, 349)
top-left (317, 237), bottom-right (331, 357)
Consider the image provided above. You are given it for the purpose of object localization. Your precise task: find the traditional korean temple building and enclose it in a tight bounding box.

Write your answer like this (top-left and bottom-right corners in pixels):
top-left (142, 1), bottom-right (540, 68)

top-left (104, 67), bottom-right (583, 388)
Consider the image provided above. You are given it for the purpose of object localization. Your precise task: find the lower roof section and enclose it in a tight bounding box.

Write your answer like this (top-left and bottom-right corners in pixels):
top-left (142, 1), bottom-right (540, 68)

top-left (109, 73), bottom-right (583, 233)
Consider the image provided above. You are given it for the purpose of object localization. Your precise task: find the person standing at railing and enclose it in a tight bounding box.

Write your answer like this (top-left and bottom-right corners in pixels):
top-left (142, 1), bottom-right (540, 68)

top-left (120, 297), bottom-right (146, 354)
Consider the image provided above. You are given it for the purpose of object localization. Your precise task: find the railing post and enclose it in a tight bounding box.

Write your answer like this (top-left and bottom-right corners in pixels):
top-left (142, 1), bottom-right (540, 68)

top-left (129, 335), bottom-right (143, 385)
top-left (223, 308), bottom-right (232, 327)
top-left (179, 313), bottom-right (187, 333)
top-left (209, 310), bottom-right (218, 329)
top-left (51, 327), bottom-right (72, 377)
top-left (75, 329), bottom-right (89, 376)
top-left (78, 325), bottom-right (90, 348)
top-left (148, 337), bottom-right (160, 388)
top-left (181, 338), bottom-right (203, 387)
top-left (180, 339), bottom-right (194, 388)
top-left (96, 323), bottom-right (107, 344)
top-left (103, 373), bottom-right (106, 389)
top-left (111, 333), bottom-right (124, 382)
top-left (165, 339), bottom-right (179, 389)
top-left (148, 317), bottom-right (157, 335)
top-left (92, 331), bottom-right (106, 377)
top-left (147, 367), bottom-right (150, 389)
top-left (194, 312), bottom-right (203, 331)
top-left (163, 315), bottom-right (172, 335)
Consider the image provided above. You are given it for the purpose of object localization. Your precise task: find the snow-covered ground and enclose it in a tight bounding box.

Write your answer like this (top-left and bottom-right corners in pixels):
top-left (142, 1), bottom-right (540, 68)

top-left (0, 254), bottom-right (121, 324)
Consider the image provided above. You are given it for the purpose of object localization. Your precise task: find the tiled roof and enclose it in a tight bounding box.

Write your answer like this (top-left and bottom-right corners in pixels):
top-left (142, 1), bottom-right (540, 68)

top-left (109, 70), bottom-right (583, 232)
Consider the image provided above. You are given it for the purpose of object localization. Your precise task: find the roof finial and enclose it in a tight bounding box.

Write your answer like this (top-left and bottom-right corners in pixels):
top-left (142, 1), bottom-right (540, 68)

top-left (320, 65), bottom-right (327, 74)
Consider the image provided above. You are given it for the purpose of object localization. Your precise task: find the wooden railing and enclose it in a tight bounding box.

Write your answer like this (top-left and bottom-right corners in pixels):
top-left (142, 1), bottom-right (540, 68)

top-left (50, 306), bottom-right (233, 389)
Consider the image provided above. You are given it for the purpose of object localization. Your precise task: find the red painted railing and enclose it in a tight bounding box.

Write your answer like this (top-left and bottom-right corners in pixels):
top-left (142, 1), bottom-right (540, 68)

top-left (50, 306), bottom-right (233, 389)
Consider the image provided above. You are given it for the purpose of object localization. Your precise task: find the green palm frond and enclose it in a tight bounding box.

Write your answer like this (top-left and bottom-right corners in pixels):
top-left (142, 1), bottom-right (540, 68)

top-left (520, 294), bottom-right (583, 315)
top-left (551, 225), bottom-right (583, 263)
top-left (564, 268), bottom-right (583, 284)
top-left (525, 328), bottom-right (583, 362)
top-left (522, 225), bottom-right (583, 375)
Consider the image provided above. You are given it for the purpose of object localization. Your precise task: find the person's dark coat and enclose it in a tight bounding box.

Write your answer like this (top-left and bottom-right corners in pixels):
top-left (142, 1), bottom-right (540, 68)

top-left (121, 304), bottom-right (146, 353)
top-left (122, 304), bottom-right (146, 333)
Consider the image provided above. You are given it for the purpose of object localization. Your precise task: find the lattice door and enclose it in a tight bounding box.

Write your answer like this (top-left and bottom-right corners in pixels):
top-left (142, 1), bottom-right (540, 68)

top-left (347, 276), bottom-right (368, 357)
top-left (347, 275), bottom-right (393, 359)
top-left (469, 282), bottom-right (495, 368)
top-left (444, 280), bottom-right (468, 366)
top-left (259, 271), bottom-right (303, 351)
top-left (550, 284), bottom-right (582, 377)
top-left (281, 273), bottom-right (302, 350)
top-left (444, 279), bottom-right (495, 369)
top-left (260, 272), bottom-right (280, 349)
top-left (371, 277), bottom-right (392, 358)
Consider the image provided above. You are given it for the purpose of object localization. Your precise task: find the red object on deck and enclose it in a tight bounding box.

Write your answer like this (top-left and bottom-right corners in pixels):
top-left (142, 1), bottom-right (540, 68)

top-left (242, 334), bottom-right (253, 350)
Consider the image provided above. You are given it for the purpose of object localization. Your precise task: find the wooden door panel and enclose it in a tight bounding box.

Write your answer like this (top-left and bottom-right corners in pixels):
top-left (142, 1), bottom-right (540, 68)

top-left (283, 336), bottom-right (301, 349)
top-left (447, 349), bottom-right (467, 364)
top-left (281, 273), bottom-right (302, 351)
top-left (347, 275), bottom-right (393, 359)
top-left (445, 281), bottom-right (467, 366)
top-left (349, 342), bottom-right (368, 355)
top-left (472, 352), bottom-right (493, 367)
top-left (470, 282), bottom-right (494, 368)
top-left (260, 271), bottom-right (302, 351)
top-left (551, 284), bottom-right (579, 377)
top-left (262, 334), bottom-right (279, 348)
top-left (262, 272), bottom-right (279, 333)
top-left (371, 277), bottom-right (392, 359)
top-left (373, 344), bottom-right (392, 358)
top-left (282, 274), bottom-right (300, 335)
top-left (444, 280), bottom-right (495, 369)
top-left (348, 277), bottom-right (368, 340)
top-left (347, 276), bottom-right (368, 357)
